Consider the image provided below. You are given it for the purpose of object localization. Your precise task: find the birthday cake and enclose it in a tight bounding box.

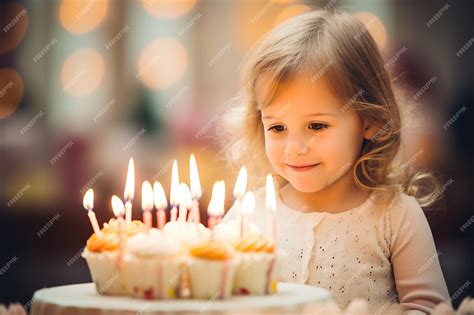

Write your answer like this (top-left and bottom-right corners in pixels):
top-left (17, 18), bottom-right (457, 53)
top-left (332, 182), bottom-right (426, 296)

top-left (81, 156), bottom-right (283, 300)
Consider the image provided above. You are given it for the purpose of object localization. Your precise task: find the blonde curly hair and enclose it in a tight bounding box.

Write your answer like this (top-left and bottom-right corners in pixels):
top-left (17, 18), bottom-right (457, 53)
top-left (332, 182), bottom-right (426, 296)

top-left (217, 9), bottom-right (440, 207)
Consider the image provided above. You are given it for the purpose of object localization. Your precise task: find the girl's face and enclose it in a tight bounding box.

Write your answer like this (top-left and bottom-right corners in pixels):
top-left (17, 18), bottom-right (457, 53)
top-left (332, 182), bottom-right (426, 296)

top-left (260, 73), bottom-right (373, 193)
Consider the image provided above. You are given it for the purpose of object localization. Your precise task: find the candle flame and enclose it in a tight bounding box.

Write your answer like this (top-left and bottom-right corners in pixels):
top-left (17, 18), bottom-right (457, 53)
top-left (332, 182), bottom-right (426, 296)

top-left (241, 190), bottom-right (255, 215)
top-left (141, 180), bottom-right (154, 211)
top-left (170, 159), bottom-right (179, 206)
top-left (179, 183), bottom-right (193, 208)
top-left (83, 188), bottom-right (94, 210)
top-left (208, 180), bottom-right (225, 217)
top-left (190, 153), bottom-right (202, 199)
top-left (111, 195), bottom-right (125, 217)
top-left (153, 181), bottom-right (168, 209)
top-left (124, 158), bottom-right (135, 200)
top-left (233, 166), bottom-right (247, 199)
top-left (266, 174), bottom-right (276, 212)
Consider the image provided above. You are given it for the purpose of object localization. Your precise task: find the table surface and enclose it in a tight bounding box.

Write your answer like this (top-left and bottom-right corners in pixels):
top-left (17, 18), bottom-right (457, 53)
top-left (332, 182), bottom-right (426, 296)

top-left (32, 282), bottom-right (330, 312)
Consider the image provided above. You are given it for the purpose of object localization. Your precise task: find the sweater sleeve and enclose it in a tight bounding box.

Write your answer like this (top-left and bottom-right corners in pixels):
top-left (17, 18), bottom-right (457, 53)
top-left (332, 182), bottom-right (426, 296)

top-left (389, 194), bottom-right (451, 314)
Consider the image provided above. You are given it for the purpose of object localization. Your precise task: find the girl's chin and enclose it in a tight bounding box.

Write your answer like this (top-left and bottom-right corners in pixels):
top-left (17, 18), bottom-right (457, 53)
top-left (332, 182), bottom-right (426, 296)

top-left (286, 177), bottom-right (326, 193)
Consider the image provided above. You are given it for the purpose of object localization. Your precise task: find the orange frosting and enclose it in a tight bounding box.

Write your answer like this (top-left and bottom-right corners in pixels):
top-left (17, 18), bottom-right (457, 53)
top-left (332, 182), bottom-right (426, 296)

top-left (86, 219), bottom-right (145, 252)
top-left (234, 234), bottom-right (274, 253)
top-left (189, 241), bottom-right (234, 260)
top-left (86, 232), bottom-right (119, 252)
top-left (101, 219), bottom-right (145, 236)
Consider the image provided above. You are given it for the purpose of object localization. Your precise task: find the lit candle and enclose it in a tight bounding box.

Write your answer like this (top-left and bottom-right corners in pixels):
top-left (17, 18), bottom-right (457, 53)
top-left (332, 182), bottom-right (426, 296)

top-left (189, 153), bottom-right (202, 223)
top-left (240, 190), bottom-right (255, 238)
top-left (266, 174), bottom-right (277, 246)
top-left (233, 166), bottom-right (247, 237)
top-left (178, 183), bottom-right (192, 222)
top-left (141, 180), bottom-right (154, 231)
top-left (153, 181), bottom-right (168, 229)
top-left (207, 181), bottom-right (225, 229)
top-left (169, 160), bottom-right (179, 222)
top-left (111, 195), bottom-right (125, 269)
top-left (82, 189), bottom-right (102, 236)
top-left (123, 158), bottom-right (135, 224)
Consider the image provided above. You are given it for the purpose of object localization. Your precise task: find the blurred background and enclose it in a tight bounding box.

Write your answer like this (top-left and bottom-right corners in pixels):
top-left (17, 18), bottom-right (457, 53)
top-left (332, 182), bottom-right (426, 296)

top-left (0, 0), bottom-right (472, 309)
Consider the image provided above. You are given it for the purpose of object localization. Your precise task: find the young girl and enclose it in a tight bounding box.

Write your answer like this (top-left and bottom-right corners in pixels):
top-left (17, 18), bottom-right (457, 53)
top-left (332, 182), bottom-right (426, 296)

top-left (219, 9), bottom-right (450, 314)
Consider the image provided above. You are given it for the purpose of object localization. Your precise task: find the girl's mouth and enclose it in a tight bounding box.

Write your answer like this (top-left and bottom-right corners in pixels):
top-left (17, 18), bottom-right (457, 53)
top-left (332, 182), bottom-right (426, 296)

top-left (285, 163), bottom-right (320, 172)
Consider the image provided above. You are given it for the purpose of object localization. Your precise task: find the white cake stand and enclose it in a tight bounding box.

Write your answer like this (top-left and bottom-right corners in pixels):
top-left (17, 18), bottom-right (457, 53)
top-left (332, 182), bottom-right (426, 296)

top-left (31, 282), bottom-right (331, 315)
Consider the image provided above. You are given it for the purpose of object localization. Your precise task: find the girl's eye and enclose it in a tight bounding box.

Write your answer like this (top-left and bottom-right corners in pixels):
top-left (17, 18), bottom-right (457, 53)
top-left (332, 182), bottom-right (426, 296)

top-left (309, 123), bottom-right (328, 131)
top-left (268, 125), bottom-right (286, 132)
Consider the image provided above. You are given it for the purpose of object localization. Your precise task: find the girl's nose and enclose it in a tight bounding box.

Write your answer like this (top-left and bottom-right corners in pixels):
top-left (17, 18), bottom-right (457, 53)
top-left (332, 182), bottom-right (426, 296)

top-left (285, 136), bottom-right (310, 156)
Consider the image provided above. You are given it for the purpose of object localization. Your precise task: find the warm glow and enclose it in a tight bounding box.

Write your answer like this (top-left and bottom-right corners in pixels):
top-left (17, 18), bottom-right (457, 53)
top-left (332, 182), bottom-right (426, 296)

top-left (208, 181), bottom-right (225, 217)
top-left (61, 48), bottom-right (104, 97)
top-left (0, 68), bottom-right (24, 119)
top-left (83, 188), bottom-right (94, 210)
top-left (141, 0), bottom-right (197, 18)
top-left (59, 0), bottom-right (108, 34)
top-left (179, 183), bottom-right (193, 209)
top-left (354, 12), bottom-right (388, 49)
top-left (233, 166), bottom-right (247, 199)
top-left (241, 191), bottom-right (255, 216)
top-left (232, 2), bottom-right (276, 52)
top-left (189, 153), bottom-right (202, 199)
top-left (141, 180), bottom-right (154, 211)
top-left (266, 174), bottom-right (276, 213)
top-left (111, 195), bottom-right (125, 217)
top-left (124, 158), bottom-right (135, 201)
top-left (137, 38), bottom-right (187, 90)
top-left (170, 160), bottom-right (179, 206)
top-left (153, 181), bottom-right (168, 209)
top-left (273, 4), bottom-right (311, 26)
top-left (0, 3), bottom-right (28, 54)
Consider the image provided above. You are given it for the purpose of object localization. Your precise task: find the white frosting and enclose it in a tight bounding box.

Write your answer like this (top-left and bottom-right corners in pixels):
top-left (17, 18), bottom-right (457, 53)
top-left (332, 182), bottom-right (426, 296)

top-left (213, 219), bottom-right (261, 244)
top-left (127, 228), bottom-right (180, 257)
top-left (162, 221), bottom-right (211, 246)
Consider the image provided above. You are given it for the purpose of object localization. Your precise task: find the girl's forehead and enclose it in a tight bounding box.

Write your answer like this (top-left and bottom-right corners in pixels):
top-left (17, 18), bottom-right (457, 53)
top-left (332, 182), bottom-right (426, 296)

top-left (259, 73), bottom-right (344, 117)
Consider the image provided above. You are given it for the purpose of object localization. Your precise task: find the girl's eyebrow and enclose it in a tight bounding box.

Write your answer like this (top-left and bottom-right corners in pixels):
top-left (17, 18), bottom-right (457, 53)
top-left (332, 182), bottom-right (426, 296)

top-left (262, 113), bottom-right (337, 120)
top-left (306, 113), bottom-right (338, 117)
top-left (261, 115), bottom-right (278, 120)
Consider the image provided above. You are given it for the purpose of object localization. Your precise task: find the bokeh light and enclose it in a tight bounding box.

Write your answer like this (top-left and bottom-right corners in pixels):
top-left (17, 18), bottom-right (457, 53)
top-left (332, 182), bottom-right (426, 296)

top-left (141, 0), bottom-right (197, 18)
top-left (59, 0), bottom-right (108, 34)
top-left (137, 38), bottom-right (188, 90)
top-left (354, 11), bottom-right (388, 49)
top-left (0, 2), bottom-right (29, 54)
top-left (232, 2), bottom-right (277, 52)
top-left (61, 48), bottom-right (105, 97)
top-left (0, 68), bottom-right (24, 119)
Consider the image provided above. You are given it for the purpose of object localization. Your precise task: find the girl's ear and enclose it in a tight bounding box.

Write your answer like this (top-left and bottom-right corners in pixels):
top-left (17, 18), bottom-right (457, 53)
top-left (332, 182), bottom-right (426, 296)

top-left (362, 119), bottom-right (379, 140)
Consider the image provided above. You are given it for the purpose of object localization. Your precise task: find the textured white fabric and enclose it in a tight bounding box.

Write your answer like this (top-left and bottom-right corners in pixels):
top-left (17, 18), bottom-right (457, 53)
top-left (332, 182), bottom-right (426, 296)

top-left (223, 187), bottom-right (450, 314)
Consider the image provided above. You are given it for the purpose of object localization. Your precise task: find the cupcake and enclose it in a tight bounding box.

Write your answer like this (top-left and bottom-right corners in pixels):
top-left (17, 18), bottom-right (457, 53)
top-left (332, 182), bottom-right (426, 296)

top-left (163, 221), bottom-right (211, 248)
top-left (125, 228), bottom-right (183, 299)
top-left (232, 233), bottom-right (280, 295)
top-left (82, 231), bottom-right (127, 295)
top-left (82, 219), bottom-right (145, 296)
top-left (187, 241), bottom-right (238, 299)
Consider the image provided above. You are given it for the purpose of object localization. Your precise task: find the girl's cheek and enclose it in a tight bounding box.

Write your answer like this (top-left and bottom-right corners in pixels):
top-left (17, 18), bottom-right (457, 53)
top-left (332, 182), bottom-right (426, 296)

top-left (322, 136), bottom-right (351, 159)
top-left (321, 128), bottom-right (363, 166)
top-left (265, 137), bottom-right (283, 161)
